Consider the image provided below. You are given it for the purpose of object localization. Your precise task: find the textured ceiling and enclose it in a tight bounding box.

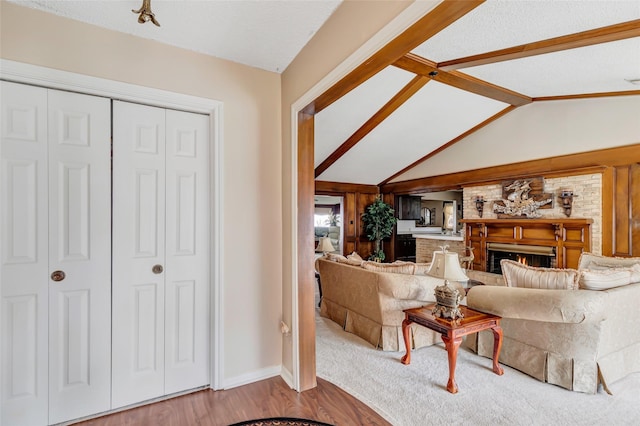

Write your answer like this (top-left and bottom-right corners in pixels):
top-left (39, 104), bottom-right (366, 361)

top-left (9, 0), bottom-right (639, 186)
top-left (8, 0), bottom-right (342, 73)
top-left (314, 0), bottom-right (640, 185)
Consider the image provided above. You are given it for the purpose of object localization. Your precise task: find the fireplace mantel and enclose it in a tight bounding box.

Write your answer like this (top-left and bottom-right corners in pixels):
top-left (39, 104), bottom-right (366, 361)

top-left (460, 218), bottom-right (593, 271)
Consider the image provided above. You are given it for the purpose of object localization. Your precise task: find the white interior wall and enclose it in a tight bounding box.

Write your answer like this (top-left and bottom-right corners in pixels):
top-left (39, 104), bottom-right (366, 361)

top-left (0, 2), bottom-right (283, 388)
top-left (394, 95), bottom-right (640, 182)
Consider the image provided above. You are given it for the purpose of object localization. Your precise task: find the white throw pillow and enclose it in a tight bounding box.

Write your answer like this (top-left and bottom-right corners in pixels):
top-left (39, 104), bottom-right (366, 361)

top-left (580, 264), bottom-right (640, 290)
top-left (500, 259), bottom-right (580, 290)
top-left (577, 252), bottom-right (640, 271)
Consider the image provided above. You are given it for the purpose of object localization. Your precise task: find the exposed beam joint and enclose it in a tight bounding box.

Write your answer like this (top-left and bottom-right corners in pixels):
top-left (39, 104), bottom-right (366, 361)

top-left (438, 19), bottom-right (640, 71)
top-left (302, 0), bottom-right (485, 115)
top-left (394, 53), bottom-right (532, 106)
top-left (379, 105), bottom-right (517, 185)
top-left (315, 75), bottom-right (430, 178)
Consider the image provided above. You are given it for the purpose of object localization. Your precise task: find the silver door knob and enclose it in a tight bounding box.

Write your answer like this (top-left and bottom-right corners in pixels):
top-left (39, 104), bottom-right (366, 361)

top-left (152, 264), bottom-right (163, 274)
top-left (51, 270), bottom-right (66, 282)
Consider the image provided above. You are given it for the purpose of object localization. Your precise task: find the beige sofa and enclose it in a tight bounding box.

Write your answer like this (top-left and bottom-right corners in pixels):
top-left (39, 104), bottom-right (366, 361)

top-left (465, 254), bottom-right (640, 394)
top-left (316, 258), bottom-right (447, 351)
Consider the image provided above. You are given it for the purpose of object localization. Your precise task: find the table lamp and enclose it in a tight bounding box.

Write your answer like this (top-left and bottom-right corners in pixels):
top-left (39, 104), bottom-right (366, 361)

top-left (427, 246), bottom-right (468, 320)
top-left (317, 237), bottom-right (335, 254)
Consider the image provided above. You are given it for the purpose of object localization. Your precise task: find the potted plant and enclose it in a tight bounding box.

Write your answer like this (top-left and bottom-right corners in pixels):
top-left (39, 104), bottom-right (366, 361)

top-left (362, 196), bottom-right (397, 262)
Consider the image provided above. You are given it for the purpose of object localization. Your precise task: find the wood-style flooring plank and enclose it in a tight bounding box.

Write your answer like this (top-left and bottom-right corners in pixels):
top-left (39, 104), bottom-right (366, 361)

top-left (72, 377), bottom-right (390, 426)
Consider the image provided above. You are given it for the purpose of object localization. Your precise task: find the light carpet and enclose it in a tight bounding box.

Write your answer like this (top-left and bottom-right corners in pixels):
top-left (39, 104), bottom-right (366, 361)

top-left (315, 314), bottom-right (640, 426)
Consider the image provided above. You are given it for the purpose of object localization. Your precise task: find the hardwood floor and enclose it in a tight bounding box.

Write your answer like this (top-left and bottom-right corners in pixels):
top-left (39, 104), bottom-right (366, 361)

top-left (73, 377), bottom-right (390, 426)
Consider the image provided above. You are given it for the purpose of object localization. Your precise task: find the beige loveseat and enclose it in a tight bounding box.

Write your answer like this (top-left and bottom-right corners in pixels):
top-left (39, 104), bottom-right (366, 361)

top-left (316, 257), bottom-right (447, 351)
top-left (465, 253), bottom-right (640, 394)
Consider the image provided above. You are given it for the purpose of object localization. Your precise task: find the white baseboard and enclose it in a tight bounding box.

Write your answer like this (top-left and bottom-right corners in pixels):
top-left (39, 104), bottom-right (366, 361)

top-left (280, 365), bottom-right (294, 389)
top-left (222, 365), bottom-right (282, 390)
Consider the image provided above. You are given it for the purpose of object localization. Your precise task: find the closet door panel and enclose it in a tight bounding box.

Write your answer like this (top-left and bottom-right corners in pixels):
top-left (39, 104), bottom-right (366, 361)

top-left (0, 82), bottom-right (49, 426)
top-left (164, 110), bottom-right (209, 393)
top-left (112, 101), bottom-right (166, 408)
top-left (47, 89), bottom-right (111, 424)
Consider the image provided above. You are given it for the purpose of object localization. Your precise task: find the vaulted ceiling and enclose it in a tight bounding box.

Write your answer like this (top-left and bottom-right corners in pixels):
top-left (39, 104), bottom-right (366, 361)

top-left (12, 1), bottom-right (640, 188)
top-left (312, 0), bottom-right (640, 186)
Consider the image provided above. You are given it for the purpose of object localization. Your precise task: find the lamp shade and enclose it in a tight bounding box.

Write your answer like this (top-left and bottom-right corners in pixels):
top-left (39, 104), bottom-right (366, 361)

top-left (317, 237), bottom-right (335, 253)
top-left (427, 250), bottom-right (468, 282)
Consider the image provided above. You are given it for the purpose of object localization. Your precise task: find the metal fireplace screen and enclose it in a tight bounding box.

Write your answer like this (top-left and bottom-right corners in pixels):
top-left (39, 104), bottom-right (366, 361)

top-left (487, 243), bottom-right (556, 274)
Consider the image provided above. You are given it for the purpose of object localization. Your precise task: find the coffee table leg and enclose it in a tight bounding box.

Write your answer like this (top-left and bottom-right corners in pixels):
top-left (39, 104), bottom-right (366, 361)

top-left (441, 335), bottom-right (462, 394)
top-left (400, 318), bottom-right (412, 365)
top-left (491, 325), bottom-right (505, 376)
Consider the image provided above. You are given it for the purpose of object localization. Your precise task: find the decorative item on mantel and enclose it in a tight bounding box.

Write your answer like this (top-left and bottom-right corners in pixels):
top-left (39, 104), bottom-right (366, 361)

top-left (474, 195), bottom-right (486, 217)
top-left (427, 246), bottom-right (468, 320)
top-left (558, 189), bottom-right (576, 217)
top-left (492, 177), bottom-right (553, 218)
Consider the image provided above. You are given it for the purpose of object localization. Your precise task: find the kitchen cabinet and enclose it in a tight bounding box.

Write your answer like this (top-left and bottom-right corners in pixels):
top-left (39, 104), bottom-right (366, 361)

top-left (395, 234), bottom-right (416, 262)
top-left (398, 196), bottom-right (421, 220)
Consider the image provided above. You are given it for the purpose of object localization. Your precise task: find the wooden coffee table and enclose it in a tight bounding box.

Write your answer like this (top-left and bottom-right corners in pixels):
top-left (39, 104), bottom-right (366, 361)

top-left (401, 304), bottom-right (504, 394)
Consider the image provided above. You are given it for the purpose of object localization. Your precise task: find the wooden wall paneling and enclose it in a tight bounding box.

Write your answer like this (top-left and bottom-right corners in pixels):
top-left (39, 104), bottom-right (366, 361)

top-left (601, 167), bottom-right (614, 256)
top-left (297, 112), bottom-right (316, 391)
top-left (614, 165), bottom-right (631, 256)
top-left (633, 164), bottom-right (640, 257)
top-left (357, 192), bottom-right (379, 259)
top-left (345, 192), bottom-right (357, 254)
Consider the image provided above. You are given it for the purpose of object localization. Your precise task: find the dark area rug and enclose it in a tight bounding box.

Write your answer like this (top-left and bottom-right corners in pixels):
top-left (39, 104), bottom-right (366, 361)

top-left (229, 418), bottom-right (334, 426)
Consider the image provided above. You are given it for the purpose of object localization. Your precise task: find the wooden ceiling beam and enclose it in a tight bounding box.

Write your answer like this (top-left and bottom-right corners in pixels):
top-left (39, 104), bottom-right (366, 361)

top-left (394, 53), bottom-right (532, 106)
top-left (533, 90), bottom-right (640, 102)
top-left (380, 143), bottom-right (640, 195)
top-left (302, 0), bottom-right (485, 115)
top-left (438, 19), bottom-right (640, 71)
top-left (379, 105), bottom-right (518, 186)
top-left (315, 75), bottom-right (430, 178)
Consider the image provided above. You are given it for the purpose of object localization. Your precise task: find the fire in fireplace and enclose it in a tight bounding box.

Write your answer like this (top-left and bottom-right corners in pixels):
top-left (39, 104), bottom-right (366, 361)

top-left (487, 243), bottom-right (556, 274)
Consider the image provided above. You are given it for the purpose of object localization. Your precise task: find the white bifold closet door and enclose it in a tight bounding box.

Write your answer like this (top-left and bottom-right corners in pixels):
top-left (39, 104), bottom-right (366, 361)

top-left (1, 81), bottom-right (111, 425)
top-left (111, 101), bottom-right (210, 409)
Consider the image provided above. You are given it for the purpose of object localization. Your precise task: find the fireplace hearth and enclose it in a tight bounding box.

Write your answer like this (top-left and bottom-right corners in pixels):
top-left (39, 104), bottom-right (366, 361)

top-left (487, 243), bottom-right (556, 274)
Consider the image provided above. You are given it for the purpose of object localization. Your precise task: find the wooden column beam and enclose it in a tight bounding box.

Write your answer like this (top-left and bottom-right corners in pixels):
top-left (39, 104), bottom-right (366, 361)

top-left (297, 111), bottom-right (316, 391)
top-left (394, 53), bottom-right (532, 106)
top-left (315, 75), bottom-right (430, 178)
top-left (302, 0), bottom-right (485, 115)
top-left (438, 19), bottom-right (640, 71)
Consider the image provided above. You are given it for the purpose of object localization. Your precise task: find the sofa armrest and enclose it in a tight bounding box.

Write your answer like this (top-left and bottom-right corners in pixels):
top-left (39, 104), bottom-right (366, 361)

top-left (467, 286), bottom-right (607, 324)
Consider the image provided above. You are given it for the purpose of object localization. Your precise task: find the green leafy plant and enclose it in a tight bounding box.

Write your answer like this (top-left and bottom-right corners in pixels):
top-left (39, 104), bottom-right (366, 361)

top-left (362, 196), bottom-right (397, 262)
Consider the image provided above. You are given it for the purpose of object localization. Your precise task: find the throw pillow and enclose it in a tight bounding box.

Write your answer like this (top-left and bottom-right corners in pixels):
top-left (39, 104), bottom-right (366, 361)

top-left (577, 252), bottom-right (640, 271)
top-left (324, 253), bottom-right (348, 263)
top-left (500, 259), bottom-right (580, 290)
top-left (361, 261), bottom-right (416, 275)
top-left (413, 262), bottom-right (432, 275)
top-left (580, 264), bottom-right (640, 290)
top-left (345, 252), bottom-right (364, 266)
